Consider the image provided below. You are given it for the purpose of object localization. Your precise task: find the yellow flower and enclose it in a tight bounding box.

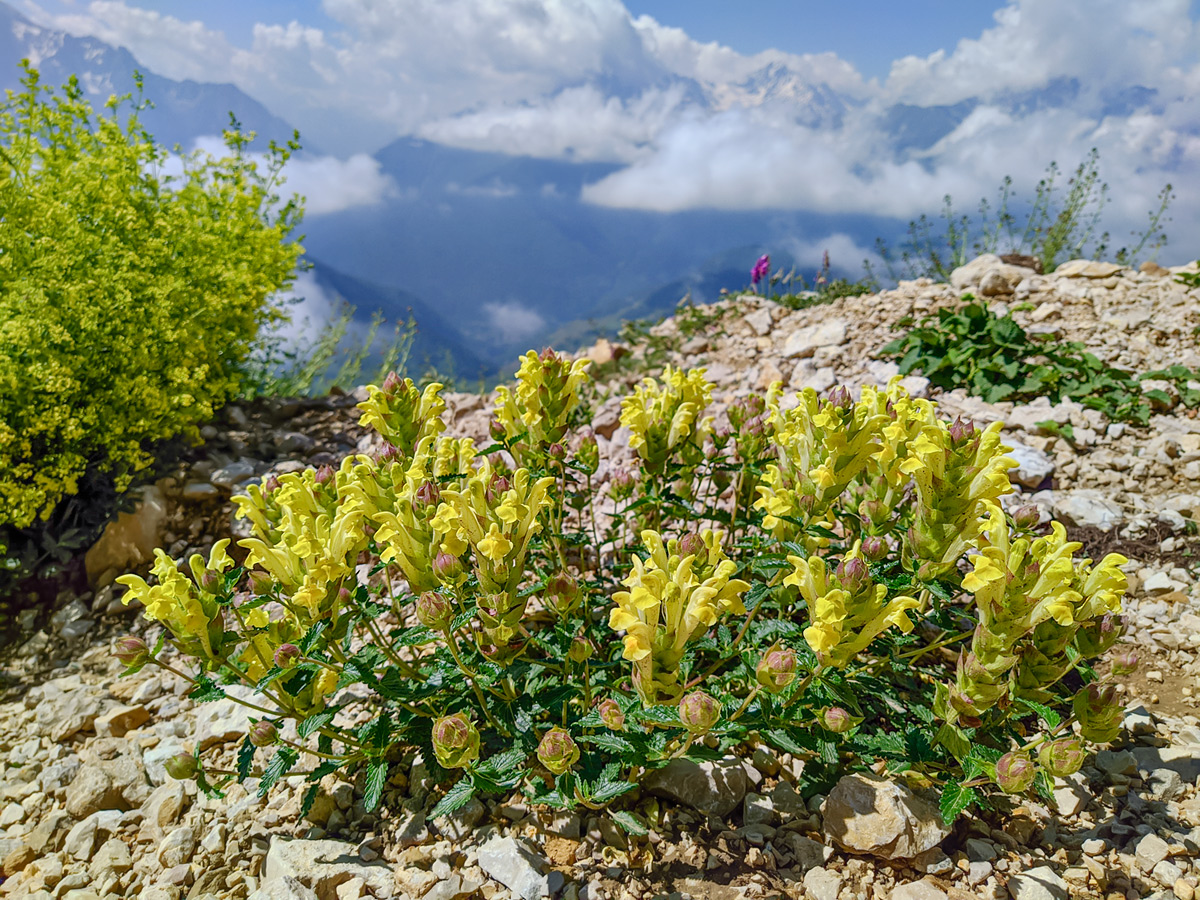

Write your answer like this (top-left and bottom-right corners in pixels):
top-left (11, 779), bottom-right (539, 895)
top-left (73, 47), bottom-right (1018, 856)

top-left (608, 529), bottom-right (748, 704)
top-left (357, 377), bottom-right (446, 454)
top-left (477, 525), bottom-right (513, 563)
top-left (620, 366), bottom-right (713, 472)
top-left (493, 349), bottom-right (591, 448)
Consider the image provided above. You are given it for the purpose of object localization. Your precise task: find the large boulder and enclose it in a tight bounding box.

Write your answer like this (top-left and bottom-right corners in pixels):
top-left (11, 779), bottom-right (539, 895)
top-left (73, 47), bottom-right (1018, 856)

top-left (643, 757), bottom-right (750, 817)
top-left (821, 774), bottom-right (949, 860)
top-left (84, 485), bottom-right (167, 587)
top-left (264, 839), bottom-right (392, 900)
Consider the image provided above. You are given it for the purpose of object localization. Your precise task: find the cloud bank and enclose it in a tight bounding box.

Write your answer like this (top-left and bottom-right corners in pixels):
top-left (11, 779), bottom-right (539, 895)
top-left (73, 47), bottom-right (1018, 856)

top-left (27, 0), bottom-right (1200, 255)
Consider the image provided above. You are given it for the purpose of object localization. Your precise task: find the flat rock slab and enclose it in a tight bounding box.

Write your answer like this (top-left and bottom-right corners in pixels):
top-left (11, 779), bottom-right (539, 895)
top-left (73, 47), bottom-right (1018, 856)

top-left (643, 757), bottom-right (750, 817)
top-left (822, 774), bottom-right (949, 860)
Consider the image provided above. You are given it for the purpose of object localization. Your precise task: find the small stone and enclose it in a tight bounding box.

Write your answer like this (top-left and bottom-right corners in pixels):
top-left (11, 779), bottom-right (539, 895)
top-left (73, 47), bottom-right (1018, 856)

top-left (1174, 878), bottom-right (1195, 900)
top-left (182, 482), bottom-right (221, 501)
top-left (432, 797), bottom-right (485, 841)
top-left (1006, 440), bottom-right (1055, 488)
top-left (782, 319), bottom-right (847, 358)
top-left (911, 847), bottom-right (953, 875)
top-left (477, 835), bottom-right (549, 900)
top-left (803, 866), bottom-right (843, 900)
top-left (64, 765), bottom-right (116, 818)
top-left (249, 877), bottom-right (320, 900)
top-left (2, 843), bottom-right (35, 877)
top-left (1134, 833), bottom-right (1169, 870)
top-left (965, 838), bottom-right (997, 861)
top-left (157, 826), bottom-right (197, 868)
top-left (89, 837), bottom-right (132, 875)
top-left (1151, 860), bottom-right (1182, 886)
top-left (1052, 490), bottom-right (1123, 531)
top-left (140, 782), bottom-right (187, 842)
top-left (743, 793), bottom-right (776, 827)
top-left (643, 757), bottom-right (749, 817)
top-left (94, 704), bottom-right (150, 738)
top-left (821, 773), bottom-right (950, 860)
top-left (890, 880), bottom-right (948, 900)
top-left (1095, 749), bottom-right (1137, 776)
top-left (744, 309), bottom-right (773, 336)
top-left (1081, 838), bottom-right (1106, 856)
top-left (1007, 865), bottom-right (1068, 900)
top-left (968, 861), bottom-right (993, 886)
top-left (264, 839), bottom-right (393, 898)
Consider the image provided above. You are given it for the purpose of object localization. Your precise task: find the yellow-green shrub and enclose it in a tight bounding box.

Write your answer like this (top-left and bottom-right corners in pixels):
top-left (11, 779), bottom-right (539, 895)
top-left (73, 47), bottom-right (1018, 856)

top-left (0, 63), bottom-right (302, 529)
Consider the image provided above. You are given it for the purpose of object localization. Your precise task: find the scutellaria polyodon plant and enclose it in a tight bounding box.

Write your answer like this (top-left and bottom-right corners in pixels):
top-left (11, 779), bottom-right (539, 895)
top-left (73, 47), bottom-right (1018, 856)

top-left (116, 351), bottom-right (1132, 827)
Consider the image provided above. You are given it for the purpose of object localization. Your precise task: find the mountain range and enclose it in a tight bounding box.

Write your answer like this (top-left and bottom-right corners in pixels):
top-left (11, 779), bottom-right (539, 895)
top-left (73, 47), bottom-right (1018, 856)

top-left (3, 2), bottom-right (1169, 382)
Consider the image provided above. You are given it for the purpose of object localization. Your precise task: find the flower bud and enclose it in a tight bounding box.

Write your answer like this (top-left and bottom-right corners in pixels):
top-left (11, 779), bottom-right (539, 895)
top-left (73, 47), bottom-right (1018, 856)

top-left (249, 570), bottom-right (274, 594)
top-left (338, 587), bottom-right (353, 606)
top-left (1012, 505), bottom-right (1041, 529)
top-left (431, 714), bottom-right (480, 769)
top-left (485, 475), bottom-right (511, 505)
top-left (113, 636), bottom-right (150, 668)
top-left (489, 418), bottom-right (507, 441)
top-left (314, 464), bottom-right (335, 486)
top-left (165, 753), bottom-right (198, 781)
top-left (835, 557), bottom-right (871, 595)
top-left (1111, 650), bottom-right (1138, 677)
top-left (821, 707), bottom-right (854, 734)
top-left (249, 720), bottom-right (278, 748)
top-left (199, 568), bottom-right (221, 593)
top-left (678, 532), bottom-right (705, 560)
top-left (597, 699), bottom-right (625, 732)
top-left (381, 371), bottom-right (403, 395)
top-left (434, 551), bottom-right (463, 581)
top-left (678, 691), bottom-right (722, 735)
top-left (414, 480), bottom-right (441, 509)
top-left (611, 469), bottom-right (636, 500)
top-left (826, 385), bottom-right (852, 410)
top-left (948, 417), bottom-right (977, 446)
top-left (548, 442), bottom-right (567, 462)
top-left (568, 638), bottom-right (593, 663)
top-left (262, 474), bottom-right (281, 495)
top-left (756, 643), bottom-right (798, 694)
top-left (995, 751), bottom-right (1036, 794)
top-left (376, 442), bottom-right (402, 465)
top-left (274, 644), bottom-right (301, 669)
top-left (861, 536), bottom-right (889, 562)
top-left (537, 727), bottom-right (580, 775)
top-left (416, 592), bottom-right (454, 630)
top-left (1038, 738), bottom-right (1085, 778)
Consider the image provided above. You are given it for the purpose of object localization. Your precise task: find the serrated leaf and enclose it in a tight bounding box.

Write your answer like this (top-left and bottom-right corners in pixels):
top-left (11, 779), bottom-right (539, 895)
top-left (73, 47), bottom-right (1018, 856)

top-left (430, 777), bottom-right (476, 818)
top-left (940, 781), bottom-right (976, 825)
top-left (577, 732), bottom-right (635, 753)
top-left (589, 779), bottom-right (637, 804)
top-left (298, 709), bottom-right (337, 740)
top-left (298, 620), bottom-right (327, 653)
top-left (188, 676), bottom-right (227, 703)
top-left (363, 760), bottom-right (389, 811)
top-left (1015, 698), bottom-right (1062, 730)
top-left (236, 736), bottom-right (256, 781)
top-left (300, 783), bottom-right (321, 819)
top-left (258, 747), bottom-right (299, 797)
top-left (610, 810), bottom-right (648, 836)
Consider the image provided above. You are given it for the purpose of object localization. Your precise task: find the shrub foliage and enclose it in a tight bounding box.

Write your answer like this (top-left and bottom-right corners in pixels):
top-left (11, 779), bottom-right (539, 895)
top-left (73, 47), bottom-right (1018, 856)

top-left (118, 350), bottom-right (1132, 826)
top-left (0, 63), bottom-right (302, 530)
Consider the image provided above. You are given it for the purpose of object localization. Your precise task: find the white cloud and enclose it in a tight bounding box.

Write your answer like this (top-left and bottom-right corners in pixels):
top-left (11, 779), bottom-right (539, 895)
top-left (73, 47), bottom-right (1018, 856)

top-left (482, 301), bottom-right (547, 344)
top-left (166, 136), bottom-right (396, 217)
top-left (782, 233), bottom-right (884, 275)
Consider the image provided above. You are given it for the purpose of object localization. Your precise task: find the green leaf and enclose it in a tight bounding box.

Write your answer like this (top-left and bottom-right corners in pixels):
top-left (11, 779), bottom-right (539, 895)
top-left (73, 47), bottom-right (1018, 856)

top-left (236, 736), bottom-right (256, 781)
top-left (610, 810), bottom-right (648, 836)
top-left (589, 779), bottom-right (637, 804)
top-left (298, 620), bottom-right (327, 653)
top-left (258, 747), bottom-right (299, 797)
top-left (578, 732), bottom-right (635, 753)
top-left (187, 676), bottom-right (227, 703)
top-left (940, 781), bottom-right (976, 825)
top-left (363, 760), bottom-right (389, 812)
top-left (298, 709), bottom-right (337, 740)
top-left (1015, 697), bottom-right (1062, 730)
top-left (430, 777), bottom-right (476, 818)
top-left (300, 783), bottom-right (321, 820)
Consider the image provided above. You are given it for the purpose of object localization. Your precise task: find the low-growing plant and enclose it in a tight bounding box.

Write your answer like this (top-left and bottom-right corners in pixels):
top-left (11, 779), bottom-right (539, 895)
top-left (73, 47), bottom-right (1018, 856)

top-left (117, 351), bottom-right (1133, 828)
top-left (884, 299), bottom-right (1200, 425)
top-left (875, 149), bottom-right (1174, 281)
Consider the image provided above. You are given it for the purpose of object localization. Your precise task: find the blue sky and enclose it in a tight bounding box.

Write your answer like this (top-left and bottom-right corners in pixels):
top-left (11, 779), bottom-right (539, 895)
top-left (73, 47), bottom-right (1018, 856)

top-left (23, 0), bottom-right (1200, 254)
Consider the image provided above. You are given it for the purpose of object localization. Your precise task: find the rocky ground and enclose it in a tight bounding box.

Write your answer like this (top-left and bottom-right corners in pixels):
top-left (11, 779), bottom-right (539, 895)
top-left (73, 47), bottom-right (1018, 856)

top-left (2, 255), bottom-right (1200, 900)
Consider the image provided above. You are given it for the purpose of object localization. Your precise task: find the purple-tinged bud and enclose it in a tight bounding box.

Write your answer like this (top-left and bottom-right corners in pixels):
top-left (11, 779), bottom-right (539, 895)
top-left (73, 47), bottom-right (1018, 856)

top-left (611, 469), bottom-right (636, 500)
top-left (337, 587), bottom-right (353, 607)
top-left (262, 474), bottom-right (281, 495)
top-left (861, 536), bottom-right (889, 562)
top-left (374, 443), bottom-right (400, 466)
top-left (113, 636), bottom-right (150, 668)
top-left (860, 499), bottom-right (890, 528)
top-left (314, 464), bottom-right (335, 486)
top-left (485, 475), bottom-right (511, 505)
top-left (432, 714), bottom-right (480, 769)
top-left (414, 480), bottom-right (441, 509)
top-left (199, 569), bottom-right (221, 593)
top-left (1111, 650), bottom-right (1138, 677)
top-left (568, 638), bottom-right (593, 663)
top-left (165, 754), bottom-right (198, 781)
top-left (1038, 738), bottom-right (1085, 778)
top-left (434, 551), bottom-right (463, 581)
top-left (826, 385), bottom-right (853, 410)
top-left (916, 561), bottom-right (939, 583)
top-left (545, 572), bottom-right (581, 616)
top-left (948, 417), bottom-right (977, 446)
top-left (489, 418), bottom-right (507, 441)
top-left (548, 442), bottom-right (567, 462)
top-left (416, 592), bottom-right (454, 630)
top-left (678, 532), bottom-right (705, 560)
top-left (249, 720), bottom-right (278, 748)
top-left (537, 727), bottom-right (580, 775)
top-left (381, 371), bottom-right (403, 395)
top-left (274, 644), bottom-right (301, 670)
top-left (1012, 505), bottom-right (1041, 530)
top-left (995, 751), bottom-right (1036, 794)
top-left (756, 643), bottom-right (798, 694)
top-left (744, 416), bottom-right (765, 437)
top-left (249, 570), bottom-right (274, 595)
top-left (821, 707), bottom-right (854, 734)
top-left (598, 699), bottom-right (625, 732)
top-left (836, 557), bottom-right (871, 595)
top-left (678, 691), bottom-right (722, 735)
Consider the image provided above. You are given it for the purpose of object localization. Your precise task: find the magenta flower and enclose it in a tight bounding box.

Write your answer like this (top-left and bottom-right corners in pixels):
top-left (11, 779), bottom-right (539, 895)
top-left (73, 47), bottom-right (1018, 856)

top-left (751, 254), bottom-right (770, 291)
